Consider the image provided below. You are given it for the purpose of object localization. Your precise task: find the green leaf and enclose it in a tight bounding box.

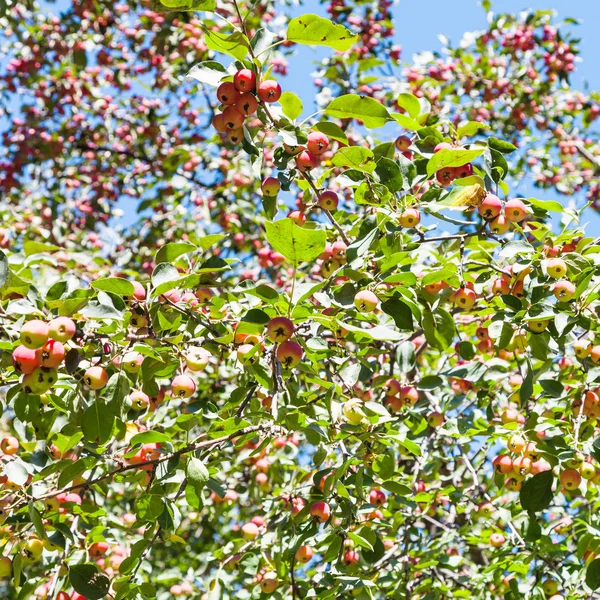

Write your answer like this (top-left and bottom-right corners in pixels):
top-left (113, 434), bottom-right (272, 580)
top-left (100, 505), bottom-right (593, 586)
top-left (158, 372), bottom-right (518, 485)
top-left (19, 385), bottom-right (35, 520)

top-left (91, 277), bottom-right (135, 297)
top-left (422, 308), bottom-right (455, 350)
top-left (426, 148), bottom-right (485, 176)
top-left (520, 360), bottom-right (534, 403)
top-left (332, 147), bottom-right (376, 173)
top-left (58, 458), bottom-right (95, 489)
top-left (391, 113), bottom-right (422, 131)
top-left (0, 251), bottom-right (7, 289)
top-left (151, 263), bottom-right (179, 295)
top-left (395, 93), bottom-right (420, 118)
top-left (155, 242), bottom-right (197, 264)
top-left (347, 531), bottom-right (374, 552)
top-left (69, 564), bottom-right (111, 600)
top-left (23, 241), bottom-right (60, 256)
top-left (381, 480), bottom-right (412, 496)
top-left (489, 137), bottom-right (517, 153)
top-left (520, 471), bottom-right (554, 512)
top-left (526, 197), bottom-right (564, 213)
top-left (375, 158), bottom-right (403, 192)
top-left (82, 400), bottom-right (114, 446)
top-left (279, 91), bottom-right (303, 120)
top-left (265, 218), bottom-right (327, 265)
top-left (325, 94), bottom-right (391, 129)
top-left (197, 233), bottom-right (225, 252)
top-left (186, 61), bottom-right (228, 86)
top-left (313, 121), bottom-right (348, 146)
top-left (28, 502), bottom-right (47, 541)
top-left (186, 456), bottom-right (210, 494)
top-left (457, 121), bottom-right (490, 138)
top-left (152, 0), bottom-right (215, 11)
top-left (130, 431), bottom-right (173, 447)
top-left (286, 14), bottom-right (358, 52)
top-left (203, 29), bottom-right (249, 60)
top-left (587, 558), bottom-right (600, 590)
top-left (135, 489), bottom-right (165, 521)
top-left (381, 297), bottom-right (413, 330)
top-left (395, 341), bottom-right (415, 372)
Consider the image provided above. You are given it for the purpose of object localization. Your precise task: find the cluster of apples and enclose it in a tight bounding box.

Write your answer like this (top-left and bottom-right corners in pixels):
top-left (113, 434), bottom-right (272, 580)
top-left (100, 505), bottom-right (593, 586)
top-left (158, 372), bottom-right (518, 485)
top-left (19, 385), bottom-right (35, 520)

top-left (12, 317), bottom-right (76, 395)
top-left (477, 193), bottom-right (528, 234)
top-left (212, 68), bottom-right (282, 144)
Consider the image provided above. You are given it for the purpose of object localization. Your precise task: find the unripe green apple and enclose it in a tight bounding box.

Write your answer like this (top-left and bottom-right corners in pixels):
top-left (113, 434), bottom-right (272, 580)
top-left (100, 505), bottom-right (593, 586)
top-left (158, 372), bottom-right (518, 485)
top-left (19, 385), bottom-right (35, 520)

top-left (545, 258), bottom-right (567, 279)
top-left (0, 556), bottom-right (11, 578)
top-left (489, 214), bottom-right (509, 234)
top-left (542, 578), bottom-right (559, 596)
top-left (122, 351), bottom-right (144, 374)
top-left (553, 280), bottom-right (575, 302)
top-left (399, 207), bottom-right (420, 228)
top-left (20, 320), bottom-right (49, 350)
top-left (48, 316), bottom-right (77, 343)
top-left (354, 290), bottom-right (378, 313)
top-left (185, 347), bottom-right (211, 371)
top-left (528, 320), bottom-right (548, 333)
top-left (343, 398), bottom-right (365, 425)
top-left (580, 462), bottom-right (596, 480)
top-left (22, 537), bottom-right (44, 562)
top-left (241, 522), bottom-right (259, 540)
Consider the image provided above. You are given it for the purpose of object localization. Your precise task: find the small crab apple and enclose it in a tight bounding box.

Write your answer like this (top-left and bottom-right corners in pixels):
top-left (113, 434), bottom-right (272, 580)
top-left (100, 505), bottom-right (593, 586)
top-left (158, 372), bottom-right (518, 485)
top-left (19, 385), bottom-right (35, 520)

top-left (399, 207), bottom-right (420, 228)
top-left (385, 378), bottom-right (401, 396)
top-left (436, 167), bottom-right (455, 186)
top-left (212, 113), bottom-right (227, 133)
top-left (573, 339), bottom-right (591, 359)
top-left (296, 150), bottom-right (319, 171)
top-left (307, 131), bottom-right (329, 155)
top-left (344, 550), bottom-right (360, 566)
top-left (261, 177), bottom-right (280, 196)
top-left (122, 352), bottom-right (144, 374)
top-left (560, 468), bottom-right (581, 490)
top-left (295, 545), bottom-right (313, 563)
top-left (427, 411), bottom-right (444, 427)
top-left (233, 69), bottom-right (256, 92)
top-left (216, 81), bottom-right (238, 105)
top-left (452, 287), bottom-right (477, 310)
top-left (528, 319), bottom-right (549, 333)
top-left (453, 163), bottom-right (473, 179)
top-left (489, 533), bottom-right (506, 548)
top-left (504, 199), bottom-right (527, 222)
top-left (195, 288), bottom-right (213, 303)
top-left (266, 317), bottom-right (295, 343)
top-left (319, 190), bottom-right (339, 211)
top-left (343, 398), bottom-right (365, 425)
top-left (288, 210), bottom-right (306, 226)
top-left (171, 375), bottom-right (196, 399)
top-left (130, 390), bottom-right (150, 410)
top-left (507, 435), bottom-right (525, 453)
top-left (257, 79), bottom-right (282, 102)
top-left (580, 462), bottom-right (596, 480)
top-left (553, 280), bottom-right (575, 302)
top-left (354, 290), bottom-right (378, 313)
top-left (186, 347), bottom-right (211, 371)
top-left (222, 105), bottom-right (245, 130)
top-left (1, 436), bottom-right (19, 455)
top-left (89, 541), bottom-right (109, 558)
top-left (35, 340), bottom-right (65, 368)
top-left (477, 502), bottom-right (494, 518)
top-left (478, 194), bottom-right (502, 219)
top-left (226, 127), bottom-right (244, 144)
top-left (241, 522), bottom-right (259, 541)
top-left (493, 454), bottom-right (513, 474)
top-left (523, 442), bottom-right (540, 461)
top-left (260, 572), bottom-right (278, 594)
top-left (22, 537), bottom-right (44, 562)
top-left (234, 92), bottom-right (258, 116)
top-left (506, 478), bottom-right (522, 492)
top-left (542, 579), bottom-right (559, 596)
top-left (48, 316), bottom-right (77, 342)
top-left (489, 214), bottom-right (510, 234)
top-left (434, 142), bottom-right (453, 153)
top-left (20, 320), bottom-right (49, 350)
top-left (369, 489), bottom-right (386, 506)
top-left (546, 258), bottom-right (568, 279)
top-left (12, 345), bottom-right (39, 374)
top-left (276, 340), bottom-right (303, 368)
top-left (84, 366), bottom-right (109, 390)
top-left (394, 135), bottom-right (411, 151)
top-left (400, 386), bottom-right (419, 406)
top-left (310, 501), bottom-right (331, 523)
top-left (283, 143), bottom-right (305, 156)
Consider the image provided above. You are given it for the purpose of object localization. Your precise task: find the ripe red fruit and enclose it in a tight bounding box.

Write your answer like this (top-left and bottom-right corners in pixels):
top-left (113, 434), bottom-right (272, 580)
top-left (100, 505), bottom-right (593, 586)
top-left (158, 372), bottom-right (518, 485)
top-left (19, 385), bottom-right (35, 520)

top-left (478, 194), bottom-right (502, 220)
top-left (261, 177), bottom-right (281, 196)
top-left (385, 378), bottom-right (401, 396)
top-left (504, 199), bottom-right (527, 222)
top-left (319, 190), bottom-right (339, 211)
top-left (296, 150), bottom-right (319, 172)
top-left (560, 468), bottom-right (581, 490)
top-left (227, 127), bottom-right (244, 144)
top-left (235, 92), bottom-right (258, 116)
top-left (309, 501), bottom-right (331, 523)
top-left (89, 541), bottom-right (109, 558)
top-left (35, 340), bottom-right (66, 368)
top-left (553, 280), bottom-right (576, 302)
top-left (212, 113), bottom-right (227, 133)
top-left (400, 385), bottom-right (419, 406)
top-left (288, 210), bottom-right (306, 226)
top-left (48, 316), bottom-right (77, 342)
top-left (434, 142), bottom-right (453, 153)
top-left (216, 81), bottom-right (238, 105)
top-left (12, 345), bottom-right (39, 374)
top-left (354, 290), bottom-right (378, 312)
top-left (295, 544), bottom-right (313, 563)
top-left (20, 320), bottom-right (49, 350)
top-left (343, 550), bottom-right (360, 565)
top-left (257, 80), bottom-right (282, 103)
top-left (453, 163), bottom-right (473, 179)
top-left (369, 489), bottom-right (386, 506)
top-left (0, 436), bottom-right (19, 455)
top-left (266, 317), bottom-right (295, 343)
top-left (436, 167), bottom-right (455, 186)
top-left (492, 454), bottom-right (513, 474)
top-left (394, 135), bottom-right (411, 151)
top-left (452, 287), bottom-right (477, 310)
top-left (222, 105), bottom-right (245, 130)
top-left (307, 132), bottom-right (329, 155)
top-left (276, 340), bottom-right (304, 368)
top-left (233, 69), bottom-right (256, 93)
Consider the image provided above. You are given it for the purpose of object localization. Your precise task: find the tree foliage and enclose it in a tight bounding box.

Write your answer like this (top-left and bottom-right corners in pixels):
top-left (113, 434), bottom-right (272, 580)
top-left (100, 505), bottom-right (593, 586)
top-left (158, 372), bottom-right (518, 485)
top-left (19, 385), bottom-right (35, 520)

top-left (0, 0), bottom-right (600, 599)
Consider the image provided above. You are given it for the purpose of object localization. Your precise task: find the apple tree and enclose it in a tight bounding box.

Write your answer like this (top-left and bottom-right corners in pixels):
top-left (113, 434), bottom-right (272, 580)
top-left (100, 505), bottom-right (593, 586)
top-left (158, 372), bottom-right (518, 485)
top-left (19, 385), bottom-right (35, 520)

top-left (1, 0), bottom-right (600, 599)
